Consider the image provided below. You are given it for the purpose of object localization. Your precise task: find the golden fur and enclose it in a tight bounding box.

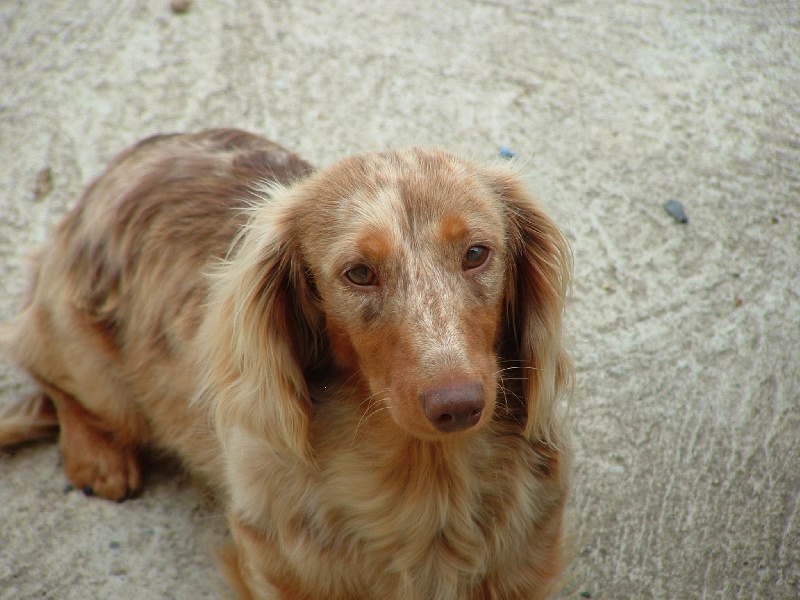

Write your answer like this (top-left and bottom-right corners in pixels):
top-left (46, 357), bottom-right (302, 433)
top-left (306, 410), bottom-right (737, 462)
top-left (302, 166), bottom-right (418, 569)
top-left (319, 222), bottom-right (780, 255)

top-left (0, 129), bottom-right (573, 599)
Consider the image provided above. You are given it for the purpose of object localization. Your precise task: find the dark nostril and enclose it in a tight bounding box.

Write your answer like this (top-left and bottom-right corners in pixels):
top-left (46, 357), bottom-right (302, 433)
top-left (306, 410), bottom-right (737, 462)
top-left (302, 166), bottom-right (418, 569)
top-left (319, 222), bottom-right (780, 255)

top-left (435, 413), bottom-right (455, 426)
top-left (420, 381), bottom-right (485, 433)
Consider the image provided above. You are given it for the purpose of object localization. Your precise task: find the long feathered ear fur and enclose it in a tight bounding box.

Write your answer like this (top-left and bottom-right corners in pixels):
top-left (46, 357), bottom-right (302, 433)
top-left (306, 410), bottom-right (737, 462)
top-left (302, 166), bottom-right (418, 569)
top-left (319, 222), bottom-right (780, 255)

top-left (490, 168), bottom-right (574, 445)
top-left (198, 184), bottom-right (322, 464)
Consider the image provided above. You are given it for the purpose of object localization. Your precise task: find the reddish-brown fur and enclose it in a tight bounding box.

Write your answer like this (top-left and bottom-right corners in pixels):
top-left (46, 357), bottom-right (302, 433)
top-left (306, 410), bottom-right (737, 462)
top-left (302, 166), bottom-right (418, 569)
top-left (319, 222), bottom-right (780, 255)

top-left (0, 129), bottom-right (573, 599)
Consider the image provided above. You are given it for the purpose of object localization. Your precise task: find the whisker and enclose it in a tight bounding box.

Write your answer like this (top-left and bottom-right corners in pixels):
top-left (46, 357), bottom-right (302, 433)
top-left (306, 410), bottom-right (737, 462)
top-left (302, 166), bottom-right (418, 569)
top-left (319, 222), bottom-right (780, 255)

top-left (337, 370), bottom-right (363, 392)
top-left (352, 405), bottom-right (390, 448)
top-left (496, 364), bottom-right (543, 373)
top-left (351, 388), bottom-right (392, 448)
top-left (493, 370), bottom-right (526, 428)
top-left (355, 389), bottom-right (386, 412)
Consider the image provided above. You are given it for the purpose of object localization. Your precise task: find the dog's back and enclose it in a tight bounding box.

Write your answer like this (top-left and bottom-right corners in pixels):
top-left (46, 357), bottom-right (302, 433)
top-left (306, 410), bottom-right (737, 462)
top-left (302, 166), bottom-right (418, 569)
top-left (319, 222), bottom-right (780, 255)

top-left (0, 129), bottom-right (312, 493)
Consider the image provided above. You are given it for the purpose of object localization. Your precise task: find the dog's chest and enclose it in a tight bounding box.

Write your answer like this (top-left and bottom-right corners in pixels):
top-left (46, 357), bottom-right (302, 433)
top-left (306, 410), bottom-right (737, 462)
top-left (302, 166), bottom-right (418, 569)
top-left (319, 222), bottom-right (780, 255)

top-left (299, 440), bottom-right (540, 597)
top-left (228, 426), bottom-right (554, 599)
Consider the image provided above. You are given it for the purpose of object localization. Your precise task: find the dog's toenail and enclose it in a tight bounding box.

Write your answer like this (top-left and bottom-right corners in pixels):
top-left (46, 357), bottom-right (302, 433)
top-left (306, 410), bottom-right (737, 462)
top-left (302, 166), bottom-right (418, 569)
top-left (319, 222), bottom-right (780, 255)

top-left (63, 484), bottom-right (74, 494)
top-left (82, 486), bottom-right (94, 496)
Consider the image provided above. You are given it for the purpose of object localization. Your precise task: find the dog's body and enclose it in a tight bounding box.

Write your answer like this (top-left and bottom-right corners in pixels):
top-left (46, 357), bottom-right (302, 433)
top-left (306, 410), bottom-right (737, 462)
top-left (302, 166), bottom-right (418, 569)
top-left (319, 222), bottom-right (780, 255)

top-left (0, 129), bottom-right (572, 600)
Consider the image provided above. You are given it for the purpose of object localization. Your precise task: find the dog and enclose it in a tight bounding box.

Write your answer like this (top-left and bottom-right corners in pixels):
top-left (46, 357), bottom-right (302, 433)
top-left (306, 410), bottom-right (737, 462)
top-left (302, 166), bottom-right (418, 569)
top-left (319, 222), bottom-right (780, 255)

top-left (0, 129), bottom-right (573, 599)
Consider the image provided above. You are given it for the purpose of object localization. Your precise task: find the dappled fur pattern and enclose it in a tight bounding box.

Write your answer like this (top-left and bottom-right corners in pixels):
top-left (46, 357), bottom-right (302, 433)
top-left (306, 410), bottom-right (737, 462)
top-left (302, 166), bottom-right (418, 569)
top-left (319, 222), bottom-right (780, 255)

top-left (0, 129), bottom-right (572, 599)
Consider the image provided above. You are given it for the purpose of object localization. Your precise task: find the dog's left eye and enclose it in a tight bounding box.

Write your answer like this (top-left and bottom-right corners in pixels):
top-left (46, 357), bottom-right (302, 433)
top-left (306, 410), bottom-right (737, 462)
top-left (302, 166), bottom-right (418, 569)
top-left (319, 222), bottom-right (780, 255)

top-left (462, 245), bottom-right (491, 271)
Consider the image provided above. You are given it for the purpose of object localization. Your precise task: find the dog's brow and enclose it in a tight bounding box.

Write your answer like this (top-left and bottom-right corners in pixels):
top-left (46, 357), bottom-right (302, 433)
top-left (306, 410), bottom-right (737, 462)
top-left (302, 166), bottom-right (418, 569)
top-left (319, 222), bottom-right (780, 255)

top-left (438, 213), bottom-right (469, 244)
top-left (356, 230), bottom-right (393, 263)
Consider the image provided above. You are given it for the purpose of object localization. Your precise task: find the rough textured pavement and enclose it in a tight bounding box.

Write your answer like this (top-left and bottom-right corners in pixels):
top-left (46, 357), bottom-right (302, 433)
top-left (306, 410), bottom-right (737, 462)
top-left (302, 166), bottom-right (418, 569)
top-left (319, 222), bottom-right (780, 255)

top-left (1, 1), bottom-right (798, 598)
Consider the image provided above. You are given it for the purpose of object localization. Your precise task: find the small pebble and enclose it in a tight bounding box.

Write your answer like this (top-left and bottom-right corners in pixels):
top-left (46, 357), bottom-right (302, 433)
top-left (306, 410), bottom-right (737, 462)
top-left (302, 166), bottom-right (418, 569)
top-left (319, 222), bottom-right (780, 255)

top-left (33, 167), bottom-right (53, 200)
top-left (170, 0), bottom-right (192, 13)
top-left (663, 199), bottom-right (688, 223)
top-left (109, 541), bottom-right (121, 550)
top-left (498, 146), bottom-right (517, 159)
top-left (579, 592), bottom-right (592, 599)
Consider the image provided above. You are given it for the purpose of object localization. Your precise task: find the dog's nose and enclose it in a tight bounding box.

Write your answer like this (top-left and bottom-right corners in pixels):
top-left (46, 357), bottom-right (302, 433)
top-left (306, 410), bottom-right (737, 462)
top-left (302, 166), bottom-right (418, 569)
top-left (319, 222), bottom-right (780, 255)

top-left (420, 381), bottom-right (485, 433)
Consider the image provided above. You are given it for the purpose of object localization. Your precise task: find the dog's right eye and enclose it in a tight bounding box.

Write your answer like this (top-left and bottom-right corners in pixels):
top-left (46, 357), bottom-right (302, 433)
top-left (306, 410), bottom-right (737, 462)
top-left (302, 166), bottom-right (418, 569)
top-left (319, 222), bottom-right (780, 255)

top-left (345, 265), bottom-right (378, 287)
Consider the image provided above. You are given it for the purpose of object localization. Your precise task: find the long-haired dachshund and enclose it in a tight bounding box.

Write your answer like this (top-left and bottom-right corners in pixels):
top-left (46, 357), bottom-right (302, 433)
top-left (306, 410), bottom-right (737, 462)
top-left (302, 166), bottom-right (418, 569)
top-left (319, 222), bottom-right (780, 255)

top-left (0, 129), bottom-right (573, 600)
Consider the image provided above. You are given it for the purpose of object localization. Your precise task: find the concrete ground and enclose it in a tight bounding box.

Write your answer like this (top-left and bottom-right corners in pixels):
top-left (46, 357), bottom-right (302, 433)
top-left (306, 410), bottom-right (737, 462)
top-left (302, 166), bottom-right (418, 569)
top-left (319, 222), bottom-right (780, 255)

top-left (1, 1), bottom-right (798, 598)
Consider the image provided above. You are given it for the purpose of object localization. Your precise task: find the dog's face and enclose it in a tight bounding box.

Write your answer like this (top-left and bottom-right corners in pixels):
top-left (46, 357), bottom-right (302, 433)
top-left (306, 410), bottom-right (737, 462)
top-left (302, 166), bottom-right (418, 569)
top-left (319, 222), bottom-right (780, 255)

top-left (296, 150), bottom-right (511, 439)
top-left (209, 147), bottom-right (570, 457)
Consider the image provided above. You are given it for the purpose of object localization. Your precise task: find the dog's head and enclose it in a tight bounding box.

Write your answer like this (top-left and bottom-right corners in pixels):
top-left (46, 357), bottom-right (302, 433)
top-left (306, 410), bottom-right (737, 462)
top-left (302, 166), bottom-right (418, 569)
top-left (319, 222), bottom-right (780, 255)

top-left (205, 149), bottom-right (571, 461)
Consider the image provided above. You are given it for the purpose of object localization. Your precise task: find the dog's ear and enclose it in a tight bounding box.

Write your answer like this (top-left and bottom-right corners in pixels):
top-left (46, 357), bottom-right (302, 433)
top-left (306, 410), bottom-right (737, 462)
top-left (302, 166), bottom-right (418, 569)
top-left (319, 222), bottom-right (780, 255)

top-left (199, 186), bottom-right (322, 464)
top-left (488, 168), bottom-right (573, 444)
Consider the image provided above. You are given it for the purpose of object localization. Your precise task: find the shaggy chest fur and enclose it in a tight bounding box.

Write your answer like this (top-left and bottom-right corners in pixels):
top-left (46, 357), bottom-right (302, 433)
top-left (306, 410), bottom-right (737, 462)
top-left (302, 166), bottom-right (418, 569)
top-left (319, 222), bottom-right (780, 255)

top-left (225, 399), bottom-right (566, 600)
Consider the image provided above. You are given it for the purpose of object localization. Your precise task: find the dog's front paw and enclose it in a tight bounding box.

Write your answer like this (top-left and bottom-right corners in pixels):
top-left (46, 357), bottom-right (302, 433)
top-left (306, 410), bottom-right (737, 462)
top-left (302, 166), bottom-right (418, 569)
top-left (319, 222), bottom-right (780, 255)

top-left (60, 424), bottom-right (142, 502)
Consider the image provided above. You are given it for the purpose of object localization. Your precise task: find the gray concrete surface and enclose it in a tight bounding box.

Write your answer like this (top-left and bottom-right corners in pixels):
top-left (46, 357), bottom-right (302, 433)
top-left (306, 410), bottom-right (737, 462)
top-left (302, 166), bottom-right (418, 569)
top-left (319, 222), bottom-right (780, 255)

top-left (1, 1), bottom-right (798, 598)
